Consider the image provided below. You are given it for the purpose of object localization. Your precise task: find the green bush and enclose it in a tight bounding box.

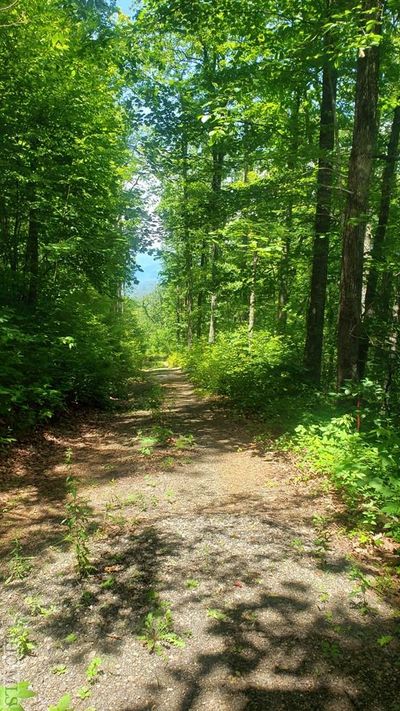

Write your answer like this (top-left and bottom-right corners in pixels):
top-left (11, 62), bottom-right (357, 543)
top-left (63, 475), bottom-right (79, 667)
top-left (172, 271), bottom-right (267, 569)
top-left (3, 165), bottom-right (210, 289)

top-left (179, 329), bottom-right (400, 539)
top-left (290, 413), bottom-right (400, 538)
top-left (0, 293), bottom-right (145, 441)
top-left (181, 327), bottom-right (308, 413)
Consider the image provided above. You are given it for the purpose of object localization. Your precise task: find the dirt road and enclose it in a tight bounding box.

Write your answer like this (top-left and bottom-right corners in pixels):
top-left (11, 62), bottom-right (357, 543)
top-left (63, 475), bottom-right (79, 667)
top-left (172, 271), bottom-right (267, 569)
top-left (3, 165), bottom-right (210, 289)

top-left (1, 368), bottom-right (399, 710)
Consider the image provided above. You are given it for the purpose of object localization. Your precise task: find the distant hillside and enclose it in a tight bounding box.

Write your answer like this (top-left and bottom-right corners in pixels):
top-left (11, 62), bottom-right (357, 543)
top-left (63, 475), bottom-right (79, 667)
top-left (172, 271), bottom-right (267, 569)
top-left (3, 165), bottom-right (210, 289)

top-left (132, 252), bottom-right (160, 296)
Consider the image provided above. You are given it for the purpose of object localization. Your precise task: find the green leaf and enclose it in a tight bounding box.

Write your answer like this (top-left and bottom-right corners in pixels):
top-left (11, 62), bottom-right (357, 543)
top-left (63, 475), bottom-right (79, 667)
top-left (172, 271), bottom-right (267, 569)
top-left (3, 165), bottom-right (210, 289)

top-left (0, 682), bottom-right (36, 711)
top-left (206, 608), bottom-right (228, 621)
top-left (377, 635), bottom-right (394, 647)
top-left (48, 694), bottom-right (74, 711)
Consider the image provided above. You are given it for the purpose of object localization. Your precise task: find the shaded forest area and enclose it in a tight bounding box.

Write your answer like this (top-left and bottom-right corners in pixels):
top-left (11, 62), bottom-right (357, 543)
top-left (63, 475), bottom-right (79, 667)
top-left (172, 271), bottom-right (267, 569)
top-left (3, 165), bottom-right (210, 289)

top-left (0, 0), bottom-right (145, 442)
top-left (138, 0), bottom-right (400, 541)
top-left (1, 2), bottom-right (400, 710)
top-left (0, 0), bottom-right (400, 542)
top-left (1, 0), bottom-right (400, 543)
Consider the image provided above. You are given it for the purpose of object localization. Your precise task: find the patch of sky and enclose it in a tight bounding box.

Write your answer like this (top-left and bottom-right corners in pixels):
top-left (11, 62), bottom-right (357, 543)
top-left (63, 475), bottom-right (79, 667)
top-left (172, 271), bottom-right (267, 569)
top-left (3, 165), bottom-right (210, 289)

top-left (117, 0), bottom-right (136, 14)
top-left (116, 0), bottom-right (160, 296)
top-left (132, 252), bottom-right (161, 296)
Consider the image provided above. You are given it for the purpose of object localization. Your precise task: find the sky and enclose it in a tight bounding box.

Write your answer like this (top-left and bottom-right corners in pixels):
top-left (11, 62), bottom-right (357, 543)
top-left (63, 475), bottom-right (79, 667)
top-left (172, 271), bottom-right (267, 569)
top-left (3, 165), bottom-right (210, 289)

top-left (115, 1), bottom-right (161, 295)
top-left (134, 252), bottom-right (161, 296)
top-left (117, 0), bottom-right (133, 14)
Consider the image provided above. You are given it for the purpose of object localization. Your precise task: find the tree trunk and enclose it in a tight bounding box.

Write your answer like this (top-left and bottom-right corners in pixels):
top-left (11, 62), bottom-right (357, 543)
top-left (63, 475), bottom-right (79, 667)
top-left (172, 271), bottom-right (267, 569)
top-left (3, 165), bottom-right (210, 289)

top-left (207, 144), bottom-right (224, 344)
top-left (196, 239), bottom-right (207, 337)
top-left (380, 276), bottom-right (400, 410)
top-left (186, 297), bottom-right (193, 347)
top-left (337, 0), bottom-right (381, 386)
top-left (25, 193), bottom-right (39, 306)
top-left (248, 252), bottom-right (258, 342)
top-left (113, 282), bottom-right (124, 315)
top-left (176, 296), bottom-right (182, 343)
top-left (358, 103), bottom-right (400, 378)
top-left (208, 293), bottom-right (217, 344)
top-left (181, 137), bottom-right (193, 347)
top-left (304, 54), bottom-right (337, 384)
top-left (277, 236), bottom-right (289, 330)
top-left (277, 92), bottom-right (300, 331)
top-left (208, 240), bottom-right (218, 344)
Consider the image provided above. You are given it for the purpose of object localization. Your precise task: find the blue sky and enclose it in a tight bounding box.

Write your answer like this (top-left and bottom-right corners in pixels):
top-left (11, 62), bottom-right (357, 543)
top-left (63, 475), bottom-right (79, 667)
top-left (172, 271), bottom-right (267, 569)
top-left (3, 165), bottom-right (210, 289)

top-left (117, 0), bottom-right (133, 14)
top-left (115, 1), bottom-right (161, 293)
top-left (134, 252), bottom-right (161, 295)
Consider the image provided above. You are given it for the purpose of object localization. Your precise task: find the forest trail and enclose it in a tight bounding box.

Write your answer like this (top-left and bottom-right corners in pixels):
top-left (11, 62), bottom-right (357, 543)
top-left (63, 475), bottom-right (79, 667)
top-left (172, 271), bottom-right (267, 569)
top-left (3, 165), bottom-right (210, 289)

top-left (1, 369), bottom-right (399, 711)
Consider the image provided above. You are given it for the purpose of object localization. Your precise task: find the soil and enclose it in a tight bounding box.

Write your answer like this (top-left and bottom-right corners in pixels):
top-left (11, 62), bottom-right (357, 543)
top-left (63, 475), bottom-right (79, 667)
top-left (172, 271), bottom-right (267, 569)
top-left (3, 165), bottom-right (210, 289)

top-left (0, 368), bottom-right (399, 711)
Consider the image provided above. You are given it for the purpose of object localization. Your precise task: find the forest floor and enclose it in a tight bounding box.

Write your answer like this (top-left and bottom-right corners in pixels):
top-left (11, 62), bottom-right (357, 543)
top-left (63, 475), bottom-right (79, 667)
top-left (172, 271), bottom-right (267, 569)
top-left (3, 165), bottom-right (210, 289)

top-left (1, 368), bottom-right (400, 711)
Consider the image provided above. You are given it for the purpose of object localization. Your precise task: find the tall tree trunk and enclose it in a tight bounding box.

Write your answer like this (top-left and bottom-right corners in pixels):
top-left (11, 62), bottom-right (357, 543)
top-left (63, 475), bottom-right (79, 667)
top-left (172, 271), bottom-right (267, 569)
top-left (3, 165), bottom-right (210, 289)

top-left (208, 293), bottom-right (217, 344)
top-left (196, 239), bottom-right (207, 337)
top-left (176, 296), bottom-right (182, 344)
top-left (380, 269), bottom-right (395, 329)
top-left (337, 0), bottom-right (381, 386)
top-left (207, 144), bottom-right (224, 344)
top-left (186, 296), bottom-right (193, 347)
top-left (248, 252), bottom-right (258, 342)
top-left (304, 52), bottom-right (337, 384)
top-left (384, 277), bottom-right (400, 409)
top-left (113, 282), bottom-right (124, 315)
top-left (181, 137), bottom-right (193, 347)
top-left (277, 92), bottom-right (300, 331)
top-left (358, 103), bottom-right (400, 378)
top-left (277, 236), bottom-right (289, 330)
top-left (25, 192), bottom-right (39, 306)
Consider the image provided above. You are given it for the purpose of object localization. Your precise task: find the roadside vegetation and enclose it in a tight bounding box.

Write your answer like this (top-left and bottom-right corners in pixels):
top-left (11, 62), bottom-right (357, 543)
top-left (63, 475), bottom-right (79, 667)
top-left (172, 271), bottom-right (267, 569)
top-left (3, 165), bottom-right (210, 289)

top-left (1, 0), bottom-right (400, 708)
top-left (167, 333), bottom-right (400, 541)
top-left (135, 0), bottom-right (400, 544)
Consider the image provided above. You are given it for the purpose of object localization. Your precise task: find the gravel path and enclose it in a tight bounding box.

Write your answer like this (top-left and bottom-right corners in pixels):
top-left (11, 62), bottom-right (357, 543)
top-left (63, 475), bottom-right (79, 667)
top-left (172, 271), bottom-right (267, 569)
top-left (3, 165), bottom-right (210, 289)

top-left (1, 368), bottom-right (399, 711)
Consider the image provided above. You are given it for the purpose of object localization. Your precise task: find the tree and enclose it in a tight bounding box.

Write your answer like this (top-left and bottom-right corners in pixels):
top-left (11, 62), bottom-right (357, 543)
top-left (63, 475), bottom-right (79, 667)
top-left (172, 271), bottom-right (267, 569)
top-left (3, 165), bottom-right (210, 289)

top-left (337, 0), bottom-right (382, 386)
top-left (358, 102), bottom-right (400, 378)
top-left (0, 0), bottom-right (143, 437)
top-left (304, 6), bottom-right (337, 384)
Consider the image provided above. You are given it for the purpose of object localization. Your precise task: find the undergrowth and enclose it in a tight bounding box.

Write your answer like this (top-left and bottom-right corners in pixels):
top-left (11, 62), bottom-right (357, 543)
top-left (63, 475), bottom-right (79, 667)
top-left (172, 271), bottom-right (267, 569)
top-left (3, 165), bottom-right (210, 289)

top-left (285, 410), bottom-right (400, 539)
top-left (177, 327), bottom-right (309, 420)
top-left (174, 328), bottom-right (400, 540)
top-left (0, 297), bottom-right (145, 442)
top-left (138, 591), bottom-right (185, 655)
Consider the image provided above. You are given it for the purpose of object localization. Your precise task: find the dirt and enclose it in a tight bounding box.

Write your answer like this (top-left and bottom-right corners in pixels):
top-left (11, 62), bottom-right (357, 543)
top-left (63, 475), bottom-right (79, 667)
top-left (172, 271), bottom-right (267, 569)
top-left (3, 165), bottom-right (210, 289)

top-left (0, 368), bottom-right (399, 711)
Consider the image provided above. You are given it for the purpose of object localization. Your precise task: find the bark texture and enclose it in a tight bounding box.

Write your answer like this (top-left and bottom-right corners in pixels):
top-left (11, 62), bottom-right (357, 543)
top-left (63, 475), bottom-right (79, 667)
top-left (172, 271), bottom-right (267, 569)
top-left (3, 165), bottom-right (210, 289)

top-left (248, 252), bottom-right (258, 342)
top-left (304, 56), bottom-right (337, 384)
top-left (358, 103), bottom-right (400, 378)
top-left (208, 144), bottom-right (224, 344)
top-left (337, 0), bottom-right (381, 386)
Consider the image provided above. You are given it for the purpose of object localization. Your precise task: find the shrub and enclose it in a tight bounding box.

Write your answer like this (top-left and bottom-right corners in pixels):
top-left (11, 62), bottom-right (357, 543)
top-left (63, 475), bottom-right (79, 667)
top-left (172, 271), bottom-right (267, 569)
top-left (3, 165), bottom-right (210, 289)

top-left (290, 413), bottom-right (400, 538)
top-left (180, 327), bottom-right (308, 413)
top-left (0, 293), bottom-right (145, 441)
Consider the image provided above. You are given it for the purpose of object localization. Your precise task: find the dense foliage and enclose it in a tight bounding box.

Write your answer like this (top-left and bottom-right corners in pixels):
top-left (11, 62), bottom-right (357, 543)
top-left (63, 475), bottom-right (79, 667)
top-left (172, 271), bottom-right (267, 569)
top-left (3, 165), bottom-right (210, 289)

top-left (1, 0), bottom-right (400, 535)
top-left (134, 0), bottom-right (400, 536)
top-left (181, 328), bottom-right (305, 412)
top-left (0, 0), bottom-right (144, 439)
top-left (290, 410), bottom-right (400, 538)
